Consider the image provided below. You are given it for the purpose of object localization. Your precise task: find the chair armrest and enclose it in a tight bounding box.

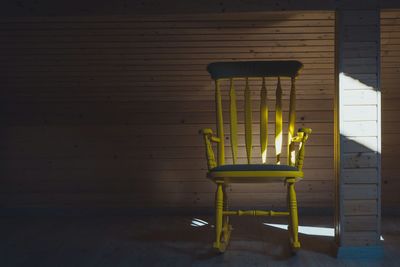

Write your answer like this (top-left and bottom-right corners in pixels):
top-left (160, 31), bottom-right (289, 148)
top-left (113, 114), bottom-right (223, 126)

top-left (291, 128), bottom-right (312, 170)
top-left (201, 128), bottom-right (219, 169)
top-left (202, 128), bottom-right (221, 143)
top-left (299, 127), bottom-right (312, 135)
top-left (291, 128), bottom-right (312, 143)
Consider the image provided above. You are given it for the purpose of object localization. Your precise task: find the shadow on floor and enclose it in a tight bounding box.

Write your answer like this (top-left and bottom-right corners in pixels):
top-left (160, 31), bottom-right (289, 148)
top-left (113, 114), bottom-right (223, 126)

top-left (1, 215), bottom-right (398, 267)
top-left (133, 215), bottom-right (336, 262)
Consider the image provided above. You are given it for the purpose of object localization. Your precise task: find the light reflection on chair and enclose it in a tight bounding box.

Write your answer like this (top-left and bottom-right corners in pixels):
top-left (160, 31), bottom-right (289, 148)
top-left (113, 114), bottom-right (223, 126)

top-left (201, 61), bottom-right (312, 252)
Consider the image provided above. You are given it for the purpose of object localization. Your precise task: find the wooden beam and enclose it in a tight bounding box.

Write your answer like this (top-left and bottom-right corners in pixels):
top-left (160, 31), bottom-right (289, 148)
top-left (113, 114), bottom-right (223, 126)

top-left (335, 4), bottom-right (382, 258)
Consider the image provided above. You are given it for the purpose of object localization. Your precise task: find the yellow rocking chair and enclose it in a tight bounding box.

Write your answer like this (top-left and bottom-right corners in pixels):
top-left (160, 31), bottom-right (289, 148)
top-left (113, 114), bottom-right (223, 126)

top-left (201, 61), bottom-right (312, 253)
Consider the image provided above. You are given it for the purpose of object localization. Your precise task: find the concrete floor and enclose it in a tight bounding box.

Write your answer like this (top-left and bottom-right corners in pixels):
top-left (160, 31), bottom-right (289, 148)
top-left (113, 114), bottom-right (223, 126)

top-left (0, 215), bottom-right (399, 267)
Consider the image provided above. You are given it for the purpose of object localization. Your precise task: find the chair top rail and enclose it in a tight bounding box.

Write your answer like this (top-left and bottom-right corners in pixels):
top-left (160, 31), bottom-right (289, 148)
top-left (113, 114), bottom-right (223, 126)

top-left (207, 60), bottom-right (303, 80)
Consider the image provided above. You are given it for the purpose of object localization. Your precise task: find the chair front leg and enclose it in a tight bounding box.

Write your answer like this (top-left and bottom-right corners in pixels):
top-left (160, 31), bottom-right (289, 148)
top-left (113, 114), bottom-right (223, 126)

top-left (222, 185), bottom-right (232, 243)
top-left (214, 183), bottom-right (224, 251)
top-left (288, 181), bottom-right (300, 250)
top-left (222, 185), bottom-right (229, 228)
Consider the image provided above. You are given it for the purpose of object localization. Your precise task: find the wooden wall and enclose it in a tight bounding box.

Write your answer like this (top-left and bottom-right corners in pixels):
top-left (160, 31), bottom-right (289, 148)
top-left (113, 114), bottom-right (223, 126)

top-left (336, 9), bottom-right (381, 248)
top-left (381, 10), bottom-right (400, 213)
top-left (0, 11), bottom-right (334, 211)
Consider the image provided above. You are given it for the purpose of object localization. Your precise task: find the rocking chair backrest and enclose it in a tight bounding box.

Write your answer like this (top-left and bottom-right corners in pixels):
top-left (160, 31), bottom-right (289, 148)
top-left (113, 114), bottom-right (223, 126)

top-left (207, 61), bottom-right (303, 166)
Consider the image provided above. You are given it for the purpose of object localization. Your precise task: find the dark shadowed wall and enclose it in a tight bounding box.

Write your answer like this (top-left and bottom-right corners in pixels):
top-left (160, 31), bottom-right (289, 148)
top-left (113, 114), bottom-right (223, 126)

top-left (381, 9), bottom-right (400, 213)
top-left (0, 11), bottom-right (335, 211)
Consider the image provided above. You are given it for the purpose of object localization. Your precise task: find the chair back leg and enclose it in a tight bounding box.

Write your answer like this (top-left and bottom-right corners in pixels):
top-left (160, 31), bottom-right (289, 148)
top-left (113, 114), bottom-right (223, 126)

top-left (288, 181), bottom-right (301, 250)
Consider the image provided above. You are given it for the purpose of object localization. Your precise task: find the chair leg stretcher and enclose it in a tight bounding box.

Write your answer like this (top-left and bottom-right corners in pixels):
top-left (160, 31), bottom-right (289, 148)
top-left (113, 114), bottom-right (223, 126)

top-left (223, 210), bottom-right (290, 216)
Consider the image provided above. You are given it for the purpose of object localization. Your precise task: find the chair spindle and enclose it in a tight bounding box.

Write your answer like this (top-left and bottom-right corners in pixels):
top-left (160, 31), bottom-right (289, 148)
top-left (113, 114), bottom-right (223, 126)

top-left (275, 77), bottom-right (283, 164)
top-left (244, 78), bottom-right (252, 164)
top-left (287, 77), bottom-right (296, 166)
top-left (260, 77), bottom-right (268, 163)
top-left (229, 79), bottom-right (238, 164)
top-left (215, 80), bottom-right (225, 165)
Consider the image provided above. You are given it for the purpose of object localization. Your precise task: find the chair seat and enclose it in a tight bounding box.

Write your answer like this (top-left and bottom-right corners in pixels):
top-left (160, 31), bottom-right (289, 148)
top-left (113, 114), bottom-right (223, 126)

top-left (208, 164), bottom-right (303, 183)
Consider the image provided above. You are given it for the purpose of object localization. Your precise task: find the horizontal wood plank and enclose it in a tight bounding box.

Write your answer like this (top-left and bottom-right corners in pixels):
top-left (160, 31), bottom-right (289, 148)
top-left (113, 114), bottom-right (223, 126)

top-left (0, 11), bottom-right (334, 209)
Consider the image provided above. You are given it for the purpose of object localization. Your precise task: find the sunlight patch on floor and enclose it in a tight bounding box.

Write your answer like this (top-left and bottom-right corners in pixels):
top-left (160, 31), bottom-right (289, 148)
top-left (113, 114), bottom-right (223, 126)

top-left (190, 218), bottom-right (209, 227)
top-left (264, 223), bottom-right (385, 241)
top-left (264, 223), bottom-right (334, 237)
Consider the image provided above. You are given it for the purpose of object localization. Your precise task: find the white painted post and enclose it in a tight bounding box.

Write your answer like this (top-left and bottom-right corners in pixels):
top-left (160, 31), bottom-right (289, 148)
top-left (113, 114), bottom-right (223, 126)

top-left (335, 3), bottom-right (382, 258)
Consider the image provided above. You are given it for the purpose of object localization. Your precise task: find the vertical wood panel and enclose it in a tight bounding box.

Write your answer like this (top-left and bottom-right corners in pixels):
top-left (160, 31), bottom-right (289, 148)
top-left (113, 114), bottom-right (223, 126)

top-left (381, 9), bottom-right (400, 212)
top-left (336, 7), bottom-right (381, 248)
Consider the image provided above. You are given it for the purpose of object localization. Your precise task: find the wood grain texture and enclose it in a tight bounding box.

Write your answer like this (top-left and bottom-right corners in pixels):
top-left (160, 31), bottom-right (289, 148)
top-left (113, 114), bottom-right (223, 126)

top-left (336, 8), bottom-right (381, 247)
top-left (381, 9), bottom-right (400, 212)
top-left (0, 11), bottom-right (334, 209)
